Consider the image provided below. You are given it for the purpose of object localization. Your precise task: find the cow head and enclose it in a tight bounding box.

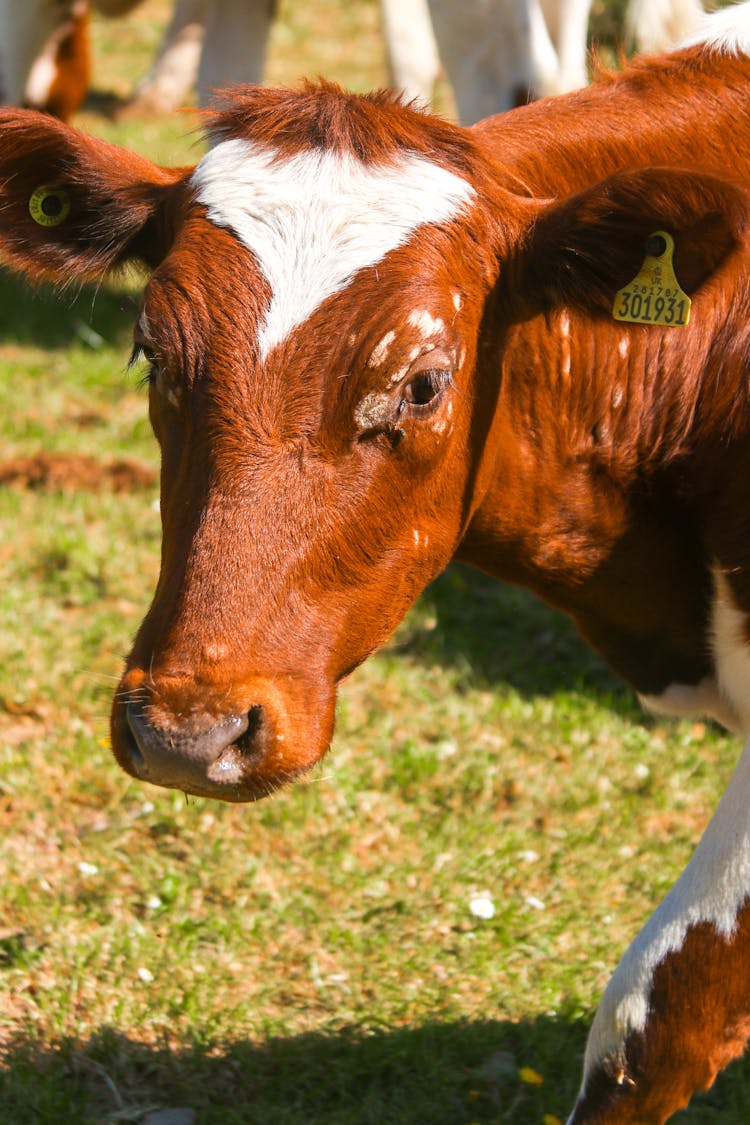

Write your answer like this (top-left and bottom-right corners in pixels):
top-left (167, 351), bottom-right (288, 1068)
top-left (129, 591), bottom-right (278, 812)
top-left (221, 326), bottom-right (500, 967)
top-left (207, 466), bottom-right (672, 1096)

top-left (1, 85), bottom-right (746, 801)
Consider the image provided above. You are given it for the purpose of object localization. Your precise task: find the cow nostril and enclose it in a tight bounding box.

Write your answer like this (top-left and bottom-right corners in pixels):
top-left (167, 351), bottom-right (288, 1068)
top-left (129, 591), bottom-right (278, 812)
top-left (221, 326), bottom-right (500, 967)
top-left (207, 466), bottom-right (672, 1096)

top-left (231, 704), bottom-right (265, 757)
top-left (118, 704), bottom-right (145, 769)
top-left (117, 699), bottom-right (272, 796)
top-left (209, 705), bottom-right (266, 784)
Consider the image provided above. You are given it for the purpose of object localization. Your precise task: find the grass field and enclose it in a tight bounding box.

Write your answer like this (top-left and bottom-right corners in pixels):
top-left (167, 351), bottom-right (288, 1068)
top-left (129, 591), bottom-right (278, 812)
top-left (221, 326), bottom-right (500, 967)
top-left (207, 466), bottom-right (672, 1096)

top-left (1, 2), bottom-right (749, 1122)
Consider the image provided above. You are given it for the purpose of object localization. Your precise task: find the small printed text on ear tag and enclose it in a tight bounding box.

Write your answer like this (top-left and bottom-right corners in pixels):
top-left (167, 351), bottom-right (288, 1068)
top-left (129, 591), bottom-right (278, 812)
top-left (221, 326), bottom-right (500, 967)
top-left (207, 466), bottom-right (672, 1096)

top-left (29, 185), bottom-right (71, 228)
top-left (612, 231), bottom-right (691, 327)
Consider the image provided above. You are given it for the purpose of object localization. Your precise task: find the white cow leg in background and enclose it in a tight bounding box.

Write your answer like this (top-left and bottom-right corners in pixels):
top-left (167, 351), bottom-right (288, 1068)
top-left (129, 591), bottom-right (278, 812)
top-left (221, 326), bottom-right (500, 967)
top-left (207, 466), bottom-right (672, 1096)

top-left (427, 0), bottom-right (559, 122)
top-left (380, 0), bottom-right (440, 108)
top-left (197, 0), bottom-right (274, 107)
top-left (123, 0), bottom-right (206, 116)
top-left (625, 0), bottom-right (704, 54)
top-left (540, 0), bottom-right (593, 93)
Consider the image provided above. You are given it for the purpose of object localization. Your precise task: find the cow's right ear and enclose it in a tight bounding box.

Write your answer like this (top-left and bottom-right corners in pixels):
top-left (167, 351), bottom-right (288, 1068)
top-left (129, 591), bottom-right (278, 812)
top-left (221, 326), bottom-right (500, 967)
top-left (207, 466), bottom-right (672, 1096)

top-left (514, 167), bottom-right (750, 318)
top-left (0, 109), bottom-right (191, 283)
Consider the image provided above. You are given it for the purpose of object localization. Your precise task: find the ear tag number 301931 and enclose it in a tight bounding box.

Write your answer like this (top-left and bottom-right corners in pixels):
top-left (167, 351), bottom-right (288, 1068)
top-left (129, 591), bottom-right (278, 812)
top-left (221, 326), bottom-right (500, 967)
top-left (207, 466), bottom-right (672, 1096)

top-left (612, 231), bottom-right (691, 328)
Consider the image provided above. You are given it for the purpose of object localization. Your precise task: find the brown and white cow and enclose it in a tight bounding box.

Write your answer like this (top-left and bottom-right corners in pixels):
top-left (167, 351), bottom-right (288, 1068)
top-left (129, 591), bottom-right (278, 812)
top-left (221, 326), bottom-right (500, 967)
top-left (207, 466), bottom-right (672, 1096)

top-left (2, 2), bottom-right (750, 1121)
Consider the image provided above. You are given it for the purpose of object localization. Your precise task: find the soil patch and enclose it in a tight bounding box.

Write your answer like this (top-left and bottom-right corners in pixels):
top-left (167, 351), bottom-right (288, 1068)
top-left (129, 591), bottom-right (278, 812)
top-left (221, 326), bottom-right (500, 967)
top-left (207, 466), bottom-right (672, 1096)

top-left (0, 452), bottom-right (156, 493)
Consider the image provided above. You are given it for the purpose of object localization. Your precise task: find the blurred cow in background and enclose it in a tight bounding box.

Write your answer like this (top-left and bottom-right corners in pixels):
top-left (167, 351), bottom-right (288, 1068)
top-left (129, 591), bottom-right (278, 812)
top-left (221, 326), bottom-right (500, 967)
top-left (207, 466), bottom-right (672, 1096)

top-left (0, 0), bottom-right (706, 128)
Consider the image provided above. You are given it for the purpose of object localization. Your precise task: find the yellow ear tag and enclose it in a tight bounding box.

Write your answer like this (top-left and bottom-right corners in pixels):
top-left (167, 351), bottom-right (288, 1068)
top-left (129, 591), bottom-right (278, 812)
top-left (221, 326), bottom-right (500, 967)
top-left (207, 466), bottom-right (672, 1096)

top-left (612, 231), bottom-right (691, 328)
top-left (29, 185), bottom-right (71, 228)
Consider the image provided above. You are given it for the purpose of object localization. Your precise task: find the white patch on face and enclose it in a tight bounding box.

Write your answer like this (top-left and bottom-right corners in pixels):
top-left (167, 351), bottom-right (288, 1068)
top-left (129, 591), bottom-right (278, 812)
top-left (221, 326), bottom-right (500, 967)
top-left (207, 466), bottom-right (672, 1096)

top-left (368, 330), bottom-right (396, 368)
top-left (192, 139), bottom-right (475, 359)
top-left (618, 337), bottom-right (629, 360)
top-left (577, 568), bottom-right (750, 1096)
top-left (354, 391), bottom-right (390, 431)
top-left (679, 1), bottom-right (750, 56)
top-left (408, 309), bottom-right (445, 339)
top-left (452, 291), bottom-right (463, 312)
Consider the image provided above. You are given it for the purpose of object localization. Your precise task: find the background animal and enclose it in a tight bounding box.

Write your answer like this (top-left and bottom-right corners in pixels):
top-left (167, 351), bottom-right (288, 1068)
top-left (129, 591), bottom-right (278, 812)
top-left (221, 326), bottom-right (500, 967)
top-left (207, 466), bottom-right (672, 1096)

top-left (0, 0), bottom-right (706, 125)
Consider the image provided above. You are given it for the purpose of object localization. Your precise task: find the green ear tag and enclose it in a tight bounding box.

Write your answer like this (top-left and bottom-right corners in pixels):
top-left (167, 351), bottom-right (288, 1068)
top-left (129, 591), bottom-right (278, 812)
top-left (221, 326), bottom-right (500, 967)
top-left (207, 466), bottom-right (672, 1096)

top-left (29, 185), bottom-right (71, 228)
top-left (612, 231), bottom-right (691, 328)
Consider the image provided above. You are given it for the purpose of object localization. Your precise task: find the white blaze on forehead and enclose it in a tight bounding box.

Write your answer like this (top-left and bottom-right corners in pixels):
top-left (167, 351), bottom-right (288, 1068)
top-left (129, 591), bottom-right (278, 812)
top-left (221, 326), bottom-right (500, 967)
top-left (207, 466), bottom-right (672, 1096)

top-left (192, 138), bottom-right (475, 359)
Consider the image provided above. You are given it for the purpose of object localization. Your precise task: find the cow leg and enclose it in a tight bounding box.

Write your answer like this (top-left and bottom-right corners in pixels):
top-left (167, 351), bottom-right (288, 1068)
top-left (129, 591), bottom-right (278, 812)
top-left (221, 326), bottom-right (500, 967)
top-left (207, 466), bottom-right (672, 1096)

top-left (540, 0), bottom-right (593, 93)
top-left (196, 0), bottom-right (275, 108)
top-left (40, 2), bottom-right (90, 120)
top-left (380, 0), bottom-right (440, 109)
top-left (624, 0), bottom-right (704, 55)
top-left (427, 0), bottom-right (559, 122)
top-left (0, 0), bottom-right (89, 119)
top-left (123, 0), bottom-right (206, 117)
top-left (569, 734), bottom-right (750, 1124)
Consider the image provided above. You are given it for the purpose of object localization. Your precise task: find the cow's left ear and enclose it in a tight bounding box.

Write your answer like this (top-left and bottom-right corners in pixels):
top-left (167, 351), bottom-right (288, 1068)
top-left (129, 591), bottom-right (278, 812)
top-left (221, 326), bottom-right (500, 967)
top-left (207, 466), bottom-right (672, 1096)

top-left (0, 108), bottom-right (191, 284)
top-left (517, 168), bottom-right (750, 316)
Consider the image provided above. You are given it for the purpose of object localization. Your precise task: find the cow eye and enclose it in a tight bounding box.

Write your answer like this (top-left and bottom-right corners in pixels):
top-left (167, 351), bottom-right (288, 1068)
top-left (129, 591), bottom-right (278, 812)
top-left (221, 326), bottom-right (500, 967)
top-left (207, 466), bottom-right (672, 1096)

top-left (402, 368), bottom-right (452, 411)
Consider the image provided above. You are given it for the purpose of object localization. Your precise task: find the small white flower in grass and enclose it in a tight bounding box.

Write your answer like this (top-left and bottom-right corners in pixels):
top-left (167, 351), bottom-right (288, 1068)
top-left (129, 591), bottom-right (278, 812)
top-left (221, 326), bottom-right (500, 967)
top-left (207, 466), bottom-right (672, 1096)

top-left (634, 762), bottom-right (650, 781)
top-left (78, 862), bottom-right (98, 877)
top-left (145, 895), bottom-right (162, 910)
top-left (436, 739), bottom-right (457, 760)
top-left (137, 967), bottom-right (154, 984)
top-left (469, 893), bottom-right (495, 920)
top-left (525, 895), bottom-right (546, 911)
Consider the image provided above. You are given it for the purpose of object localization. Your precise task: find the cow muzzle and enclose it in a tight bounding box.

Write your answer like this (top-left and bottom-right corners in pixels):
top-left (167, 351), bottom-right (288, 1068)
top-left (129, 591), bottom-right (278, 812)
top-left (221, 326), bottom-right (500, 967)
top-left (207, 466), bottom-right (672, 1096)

top-left (111, 677), bottom-right (333, 802)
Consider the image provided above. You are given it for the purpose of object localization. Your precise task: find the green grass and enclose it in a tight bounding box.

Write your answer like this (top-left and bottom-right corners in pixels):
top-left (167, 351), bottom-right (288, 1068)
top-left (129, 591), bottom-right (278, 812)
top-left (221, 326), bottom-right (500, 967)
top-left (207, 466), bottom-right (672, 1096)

top-left (1, 2), bottom-right (749, 1122)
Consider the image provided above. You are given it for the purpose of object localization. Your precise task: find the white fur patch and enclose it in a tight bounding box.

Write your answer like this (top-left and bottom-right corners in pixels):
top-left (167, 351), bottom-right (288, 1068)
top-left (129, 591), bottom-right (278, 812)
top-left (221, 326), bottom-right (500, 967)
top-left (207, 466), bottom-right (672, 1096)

top-left (679, 0), bottom-right (750, 56)
top-left (368, 330), bottom-right (396, 368)
top-left (192, 139), bottom-right (474, 359)
top-left (638, 675), bottom-right (741, 734)
top-left (578, 567), bottom-right (750, 1095)
top-left (408, 309), bottom-right (445, 338)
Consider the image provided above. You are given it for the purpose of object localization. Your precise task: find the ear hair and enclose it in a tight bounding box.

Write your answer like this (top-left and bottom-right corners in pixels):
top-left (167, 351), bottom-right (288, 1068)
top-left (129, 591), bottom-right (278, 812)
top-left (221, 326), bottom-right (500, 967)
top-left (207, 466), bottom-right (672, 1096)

top-left (518, 168), bottom-right (750, 316)
top-left (0, 108), bottom-right (190, 283)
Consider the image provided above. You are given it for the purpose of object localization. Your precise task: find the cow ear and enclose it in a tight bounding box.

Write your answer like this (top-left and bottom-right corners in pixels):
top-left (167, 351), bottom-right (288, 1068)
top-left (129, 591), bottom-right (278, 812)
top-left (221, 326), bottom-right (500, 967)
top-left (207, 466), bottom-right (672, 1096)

top-left (518, 168), bottom-right (749, 317)
top-left (0, 109), bottom-right (191, 283)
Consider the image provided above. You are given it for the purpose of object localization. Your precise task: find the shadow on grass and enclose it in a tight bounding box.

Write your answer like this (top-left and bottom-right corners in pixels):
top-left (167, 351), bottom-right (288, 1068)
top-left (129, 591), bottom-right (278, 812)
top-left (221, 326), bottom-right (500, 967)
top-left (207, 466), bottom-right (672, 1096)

top-left (0, 1014), bottom-right (587, 1125)
top-left (2, 1013), bottom-right (749, 1124)
top-left (402, 564), bottom-right (641, 717)
top-left (0, 271), bottom-right (141, 352)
